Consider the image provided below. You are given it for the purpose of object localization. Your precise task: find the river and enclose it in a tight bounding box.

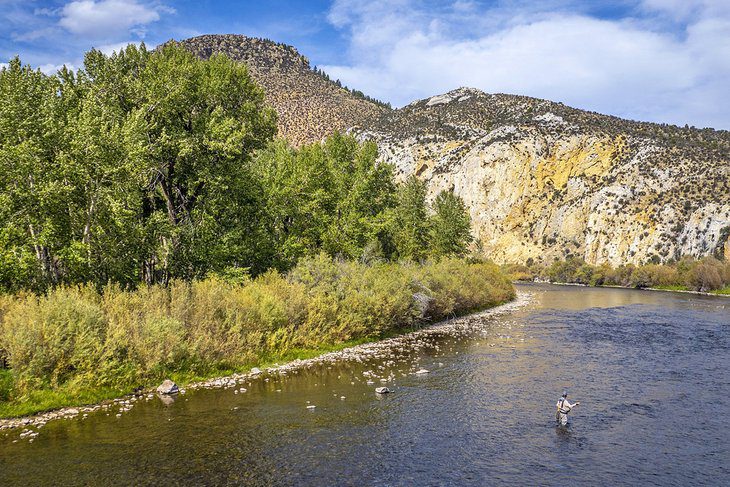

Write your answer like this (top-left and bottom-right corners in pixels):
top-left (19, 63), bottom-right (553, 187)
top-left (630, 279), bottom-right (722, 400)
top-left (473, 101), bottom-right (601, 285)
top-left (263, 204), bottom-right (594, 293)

top-left (1, 283), bottom-right (728, 486)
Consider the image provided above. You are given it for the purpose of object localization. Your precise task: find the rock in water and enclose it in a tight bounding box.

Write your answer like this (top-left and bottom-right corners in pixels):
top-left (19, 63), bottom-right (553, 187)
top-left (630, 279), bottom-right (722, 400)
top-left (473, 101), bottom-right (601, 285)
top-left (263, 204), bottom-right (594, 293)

top-left (375, 387), bottom-right (391, 394)
top-left (156, 380), bottom-right (179, 395)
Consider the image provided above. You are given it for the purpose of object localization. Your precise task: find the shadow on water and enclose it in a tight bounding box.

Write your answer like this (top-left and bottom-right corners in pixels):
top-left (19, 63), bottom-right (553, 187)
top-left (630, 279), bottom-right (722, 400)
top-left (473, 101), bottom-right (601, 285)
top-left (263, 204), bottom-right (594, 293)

top-left (1, 283), bottom-right (729, 486)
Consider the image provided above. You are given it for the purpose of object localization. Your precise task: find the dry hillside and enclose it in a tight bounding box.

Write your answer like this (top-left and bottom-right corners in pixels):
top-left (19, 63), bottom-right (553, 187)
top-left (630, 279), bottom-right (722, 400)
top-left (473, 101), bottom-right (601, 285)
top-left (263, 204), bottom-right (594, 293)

top-left (169, 35), bottom-right (730, 266)
top-left (170, 34), bottom-right (388, 146)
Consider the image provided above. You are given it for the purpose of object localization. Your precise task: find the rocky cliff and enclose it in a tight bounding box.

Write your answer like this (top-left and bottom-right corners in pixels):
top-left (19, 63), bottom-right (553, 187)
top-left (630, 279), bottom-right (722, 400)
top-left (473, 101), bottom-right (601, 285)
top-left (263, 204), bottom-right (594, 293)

top-left (173, 35), bottom-right (730, 266)
top-left (356, 88), bottom-right (730, 266)
top-left (171, 34), bottom-right (387, 146)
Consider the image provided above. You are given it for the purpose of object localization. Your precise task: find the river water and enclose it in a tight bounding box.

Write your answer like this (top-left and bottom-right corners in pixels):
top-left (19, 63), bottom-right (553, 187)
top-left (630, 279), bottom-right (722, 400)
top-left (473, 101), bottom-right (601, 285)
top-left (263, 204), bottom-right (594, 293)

top-left (1, 284), bottom-right (728, 486)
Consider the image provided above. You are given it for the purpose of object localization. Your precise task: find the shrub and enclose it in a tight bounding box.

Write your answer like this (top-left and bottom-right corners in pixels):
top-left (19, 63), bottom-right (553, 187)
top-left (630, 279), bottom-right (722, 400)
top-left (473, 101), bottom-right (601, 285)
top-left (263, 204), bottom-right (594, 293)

top-left (522, 255), bottom-right (728, 292)
top-left (2, 285), bottom-right (106, 391)
top-left (685, 257), bottom-right (724, 291)
top-left (0, 257), bottom-right (514, 406)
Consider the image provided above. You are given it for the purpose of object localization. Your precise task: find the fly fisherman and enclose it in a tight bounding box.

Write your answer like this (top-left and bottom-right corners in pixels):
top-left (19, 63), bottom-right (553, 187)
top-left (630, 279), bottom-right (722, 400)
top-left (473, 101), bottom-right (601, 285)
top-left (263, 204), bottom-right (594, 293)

top-left (556, 390), bottom-right (579, 426)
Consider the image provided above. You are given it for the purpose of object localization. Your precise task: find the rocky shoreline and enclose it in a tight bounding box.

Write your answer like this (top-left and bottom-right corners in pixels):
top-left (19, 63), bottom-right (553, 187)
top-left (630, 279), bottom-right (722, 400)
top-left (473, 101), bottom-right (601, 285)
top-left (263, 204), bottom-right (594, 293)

top-left (0, 293), bottom-right (531, 433)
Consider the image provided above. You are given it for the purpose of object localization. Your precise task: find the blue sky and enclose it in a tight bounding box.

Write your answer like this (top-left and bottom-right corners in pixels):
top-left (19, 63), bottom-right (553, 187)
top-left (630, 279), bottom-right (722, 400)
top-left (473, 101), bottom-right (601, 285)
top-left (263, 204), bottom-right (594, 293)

top-left (2, 1), bottom-right (729, 129)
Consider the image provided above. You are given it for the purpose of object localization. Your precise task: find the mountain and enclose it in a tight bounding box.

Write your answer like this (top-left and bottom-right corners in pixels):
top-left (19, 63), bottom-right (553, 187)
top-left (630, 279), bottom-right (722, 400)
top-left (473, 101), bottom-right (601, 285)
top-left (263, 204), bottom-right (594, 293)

top-left (357, 87), bottom-right (730, 265)
top-left (170, 34), bottom-right (388, 146)
top-left (174, 35), bottom-right (730, 266)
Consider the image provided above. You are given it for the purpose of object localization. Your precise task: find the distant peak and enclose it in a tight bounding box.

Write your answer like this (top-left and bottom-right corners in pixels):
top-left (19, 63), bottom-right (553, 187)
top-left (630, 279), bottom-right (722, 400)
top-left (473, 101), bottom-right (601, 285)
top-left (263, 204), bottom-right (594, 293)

top-left (171, 34), bottom-right (309, 70)
top-left (424, 87), bottom-right (485, 107)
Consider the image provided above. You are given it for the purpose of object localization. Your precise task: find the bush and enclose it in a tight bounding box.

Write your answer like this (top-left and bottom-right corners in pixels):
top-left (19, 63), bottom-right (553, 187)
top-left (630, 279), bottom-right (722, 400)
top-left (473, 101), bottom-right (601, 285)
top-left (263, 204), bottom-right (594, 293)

top-left (1, 285), bottom-right (106, 391)
top-left (685, 257), bottom-right (724, 291)
top-left (527, 255), bottom-right (729, 292)
top-left (0, 257), bottom-right (514, 407)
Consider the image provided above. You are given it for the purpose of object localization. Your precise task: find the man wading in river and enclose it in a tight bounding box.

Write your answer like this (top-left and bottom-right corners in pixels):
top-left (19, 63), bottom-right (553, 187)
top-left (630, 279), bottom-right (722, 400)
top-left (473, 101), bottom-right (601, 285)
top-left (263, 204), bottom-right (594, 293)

top-left (556, 390), bottom-right (580, 426)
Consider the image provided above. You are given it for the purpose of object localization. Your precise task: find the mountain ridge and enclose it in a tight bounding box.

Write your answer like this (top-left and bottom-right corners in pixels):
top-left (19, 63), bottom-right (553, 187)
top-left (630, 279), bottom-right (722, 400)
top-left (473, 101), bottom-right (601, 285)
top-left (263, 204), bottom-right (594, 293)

top-left (172, 34), bottom-right (730, 266)
top-left (167, 34), bottom-right (388, 146)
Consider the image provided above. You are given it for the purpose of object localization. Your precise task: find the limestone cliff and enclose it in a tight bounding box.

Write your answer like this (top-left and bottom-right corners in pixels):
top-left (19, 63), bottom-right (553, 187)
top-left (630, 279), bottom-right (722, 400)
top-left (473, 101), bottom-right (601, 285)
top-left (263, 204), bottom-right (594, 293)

top-left (356, 88), bottom-right (730, 266)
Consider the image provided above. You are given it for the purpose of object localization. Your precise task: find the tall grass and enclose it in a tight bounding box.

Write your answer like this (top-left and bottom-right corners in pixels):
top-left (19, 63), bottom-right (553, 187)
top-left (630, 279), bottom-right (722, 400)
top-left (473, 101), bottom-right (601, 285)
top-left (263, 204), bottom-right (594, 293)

top-left (0, 256), bottom-right (514, 416)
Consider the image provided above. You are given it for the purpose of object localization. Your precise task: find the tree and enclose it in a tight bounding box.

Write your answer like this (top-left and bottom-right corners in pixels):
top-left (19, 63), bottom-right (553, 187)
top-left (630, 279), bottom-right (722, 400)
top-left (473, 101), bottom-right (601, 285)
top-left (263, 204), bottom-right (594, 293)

top-left (0, 58), bottom-right (66, 291)
top-left (389, 176), bottom-right (429, 261)
top-left (122, 45), bottom-right (277, 283)
top-left (0, 45), bottom-right (277, 290)
top-left (319, 134), bottom-right (395, 260)
top-left (428, 190), bottom-right (472, 257)
top-left (252, 133), bottom-right (396, 270)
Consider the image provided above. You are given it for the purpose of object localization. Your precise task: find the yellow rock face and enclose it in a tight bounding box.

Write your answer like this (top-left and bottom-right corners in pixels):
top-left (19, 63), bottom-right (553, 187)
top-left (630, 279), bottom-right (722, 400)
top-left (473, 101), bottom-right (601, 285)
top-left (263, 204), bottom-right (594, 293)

top-left (374, 126), bottom-right (730, 266)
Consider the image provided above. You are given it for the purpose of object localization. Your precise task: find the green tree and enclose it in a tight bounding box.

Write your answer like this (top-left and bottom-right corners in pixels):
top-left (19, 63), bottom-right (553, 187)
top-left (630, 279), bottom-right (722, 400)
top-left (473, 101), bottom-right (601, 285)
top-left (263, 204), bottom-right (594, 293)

top-left (0, 45), bottom-right (277, 290)
top-left (252, 133), bottom-right (395, 270)
top-left (428, 190), bottom-right (472, 257)
top-left (123, 44), bottom-right (277, 283)
top-left (389, 176), bottom-right (429, 261)
top-left (0, 58), bottom-right (66, 291)
top-left (319, 134), bottom-right (395, 259)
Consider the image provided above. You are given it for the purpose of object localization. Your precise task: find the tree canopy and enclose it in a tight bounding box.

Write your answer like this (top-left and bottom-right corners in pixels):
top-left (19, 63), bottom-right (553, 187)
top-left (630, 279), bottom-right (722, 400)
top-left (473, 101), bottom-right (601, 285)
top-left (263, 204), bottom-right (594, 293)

top-left (0, 46), bottom-right (474, 292)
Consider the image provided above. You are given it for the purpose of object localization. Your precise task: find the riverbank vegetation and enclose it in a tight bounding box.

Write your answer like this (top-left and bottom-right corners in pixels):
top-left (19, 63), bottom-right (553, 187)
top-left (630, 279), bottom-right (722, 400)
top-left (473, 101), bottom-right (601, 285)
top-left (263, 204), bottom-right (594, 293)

top-left (504, 256), bottom-right (730, 294)
top-left (0, 44), bottom-right (513, 417)
top-left (1, 44), bottom-right (473, 293)
top-left (0, 257), bottom-right (514, 417)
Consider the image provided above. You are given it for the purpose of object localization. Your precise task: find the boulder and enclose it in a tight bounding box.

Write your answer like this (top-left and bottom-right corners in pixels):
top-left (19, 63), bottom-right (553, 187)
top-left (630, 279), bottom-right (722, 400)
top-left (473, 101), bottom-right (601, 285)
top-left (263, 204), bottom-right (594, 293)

top-left (375, 387), bottom-right (391, 394)
top-left (250, 367), bottom-right (262, 375)
top-left (156, 379), bottom-right (179, 395)
top-left (412, 292), bottom-right (433, 319)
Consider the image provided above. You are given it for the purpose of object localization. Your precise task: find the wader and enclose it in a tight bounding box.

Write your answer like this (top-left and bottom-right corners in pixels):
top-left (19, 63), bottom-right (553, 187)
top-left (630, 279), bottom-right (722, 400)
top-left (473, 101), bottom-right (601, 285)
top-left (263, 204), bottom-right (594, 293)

top-left (556, 398), bottom-right (570, 425)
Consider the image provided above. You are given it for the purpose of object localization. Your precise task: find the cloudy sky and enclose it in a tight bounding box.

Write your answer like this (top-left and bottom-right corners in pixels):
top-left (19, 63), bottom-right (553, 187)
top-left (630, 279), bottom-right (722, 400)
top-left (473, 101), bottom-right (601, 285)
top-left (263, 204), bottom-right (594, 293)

top-left (2, 0), bottom-right (729, 129)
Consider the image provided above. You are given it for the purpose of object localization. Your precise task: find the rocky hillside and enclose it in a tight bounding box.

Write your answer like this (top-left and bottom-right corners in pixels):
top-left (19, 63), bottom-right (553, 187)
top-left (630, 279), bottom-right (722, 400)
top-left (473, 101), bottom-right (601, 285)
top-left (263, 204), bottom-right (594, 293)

top-left (170, 34), bottom-right (387, 146)
top-left (356, 88), bottom-right (730, 266)
top-left (170, 35), bottom-right (729, 266)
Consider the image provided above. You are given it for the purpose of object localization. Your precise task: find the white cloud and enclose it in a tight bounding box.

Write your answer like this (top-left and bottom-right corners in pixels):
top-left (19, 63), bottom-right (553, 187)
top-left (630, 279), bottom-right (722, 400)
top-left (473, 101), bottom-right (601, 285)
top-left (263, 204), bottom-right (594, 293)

top-left (324, 0), bottom-right (730, 129)
top-left (59, 0), bottom-right (171, 39)
top-left (38, 62), bottom-right (77, 74)
top-left (640, 0), bottom-right (730, 22)
top-left (94, 41), bottom-right (146, 55)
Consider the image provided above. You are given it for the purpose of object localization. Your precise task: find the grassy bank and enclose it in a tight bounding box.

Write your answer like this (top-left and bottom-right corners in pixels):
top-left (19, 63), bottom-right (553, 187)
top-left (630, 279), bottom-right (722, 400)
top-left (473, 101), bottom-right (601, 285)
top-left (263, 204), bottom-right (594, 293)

top-left (504, 256), bottom-right (730, 295)
top-left (0, 256), bottom-right (514, 418)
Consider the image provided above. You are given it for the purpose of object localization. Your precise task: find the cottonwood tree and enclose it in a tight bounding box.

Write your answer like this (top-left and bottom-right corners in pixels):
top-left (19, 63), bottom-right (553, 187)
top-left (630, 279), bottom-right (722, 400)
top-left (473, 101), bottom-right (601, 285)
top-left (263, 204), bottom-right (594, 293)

top-left (124, 45), bottom-right (276, 283)
top-left (428, 190), bottom-right (473, 258)
top-left (0, 45), bottom-right (277, 290)
top-left (0, 59), bottom-right (65, 290)
top-left (389, 176), bottom-right (430, 262)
